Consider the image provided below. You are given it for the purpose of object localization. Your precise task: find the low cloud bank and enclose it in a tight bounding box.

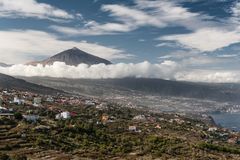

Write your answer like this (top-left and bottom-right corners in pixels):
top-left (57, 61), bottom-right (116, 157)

top-left (0, 61), bottom-right (239, 83)
top-left (0, 61), bottom-right (178, 79)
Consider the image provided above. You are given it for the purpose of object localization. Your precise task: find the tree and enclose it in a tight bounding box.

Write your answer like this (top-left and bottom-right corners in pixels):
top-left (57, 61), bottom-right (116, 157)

top-left (12, 154), bottom-right (27, 160)
top-left (14, 112), bottom-right (23, 120)
top-left (0, 152), bottom-right (10, 160)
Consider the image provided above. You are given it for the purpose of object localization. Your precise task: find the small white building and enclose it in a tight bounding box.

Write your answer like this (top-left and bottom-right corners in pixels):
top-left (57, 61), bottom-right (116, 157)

top-left (3, 91), bottom-right (8, 94)
top-left (96, 103), bottom-right (108, 110)
top-left (159, 118), bottom-right (165, 121)
top-left (0, 106), bottom-right (8, 112)
top-left (55, 111), bottom-right (71, 120)
top-left (129, 126), bottom-right (137, 132)
top-left (85, 100), bottom-right (95, 107)
top-left (155, 124), bottom-right (161, 129)
top-left (13, 96), bottom-right (25, 105)
top-left (133, 115), bottom-right (146, 121)
top-left (14, 96), bottom-right (20, 104)
top-left (33, 97), bottom-right (42, 106)
top-left (174, 118), bottom-right (185, 124)
top-left (46, 97), bottom-right (54, 102)
top-left (208, 127), bottom-right (218, 132)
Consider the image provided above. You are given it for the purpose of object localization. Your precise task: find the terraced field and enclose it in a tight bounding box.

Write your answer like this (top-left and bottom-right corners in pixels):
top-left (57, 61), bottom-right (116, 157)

top-left (0, 123), bottom-right (74, 160)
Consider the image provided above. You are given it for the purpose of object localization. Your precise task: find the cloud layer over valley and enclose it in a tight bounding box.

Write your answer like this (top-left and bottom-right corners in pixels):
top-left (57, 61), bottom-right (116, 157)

top-left (1, 0), bottom-right (240, 84)
top-left (0, 61), bottom-right (239, 83)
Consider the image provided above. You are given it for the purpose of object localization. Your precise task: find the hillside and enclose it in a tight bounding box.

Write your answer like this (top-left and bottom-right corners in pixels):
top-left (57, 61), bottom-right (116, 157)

top-left (0, 73), bottom-right (61, 95)
top-left (21, 77), bottom-right (240, 103)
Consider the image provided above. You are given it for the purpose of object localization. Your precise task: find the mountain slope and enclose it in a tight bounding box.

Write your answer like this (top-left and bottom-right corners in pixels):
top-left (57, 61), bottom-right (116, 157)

top-left (21, 77), bottom-right (240, 103)
top-left (27, 47), bottom-right (112, 66)
top-left (0, 73), bottom-right (61, 95)
top-left (0, 62), bottom-right (11, 67)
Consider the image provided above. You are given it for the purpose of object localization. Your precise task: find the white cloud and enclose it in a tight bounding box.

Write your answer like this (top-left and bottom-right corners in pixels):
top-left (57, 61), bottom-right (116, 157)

top-left (0, 61), bottom-right (179, 79)
top-left (232, 1), bottom-right (240, 16)
top-left (50, 21), bottom-right (133, 36)
top-left (148, 0), bottom-right (240, 52)
top-left (153, 1), bottom-right (240, 52)
top-left (158, 55), bottom-right (173, 59)
top-left (0, 0), bottom-right (75, 21)
top-left (0, 30), bottom-right (132, 64)
top-left (181, 56), bottom-right (220, 66)
top-left (135, 0), bottom-right (200, 22)
top-left (48, 0), bottom-right (240, 53)
top-left (176, 70), bottom-right (240, 83)
top-left (157, 50), bottom-right (231, 70)
top-left (231, 1), bottom-right (240, 24)
top-left (155, 42), bottom-right (178, 48)
top-left (159, 50), bottom-right (198, 60)
top-left (50, 2), bottom-right (160, 36)
top-left (51, 0), bottom-right (203, 36)
top-left (0, 61), bottom-right (240, 83)
top-left (217, 54), bottom-right (238, 58)
top-left (160, 28), bottom-right (240, 52)
top-left (101, 4), bottom-right (166, 27)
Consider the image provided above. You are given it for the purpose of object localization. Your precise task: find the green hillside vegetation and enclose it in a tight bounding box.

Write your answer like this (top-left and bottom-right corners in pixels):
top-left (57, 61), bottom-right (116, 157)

top-left (1, 97), bottom-right (240, 159)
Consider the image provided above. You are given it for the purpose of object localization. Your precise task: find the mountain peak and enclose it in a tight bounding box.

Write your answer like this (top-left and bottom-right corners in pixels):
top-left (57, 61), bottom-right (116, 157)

top-left (27, 48), bottom-right (112, 66)
top-left (71, 47), bottom-right (79, 50)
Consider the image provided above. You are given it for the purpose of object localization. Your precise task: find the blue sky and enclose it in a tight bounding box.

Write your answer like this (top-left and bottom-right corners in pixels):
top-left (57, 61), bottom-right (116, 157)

top-left (0, 0), bottom-right (240, 75)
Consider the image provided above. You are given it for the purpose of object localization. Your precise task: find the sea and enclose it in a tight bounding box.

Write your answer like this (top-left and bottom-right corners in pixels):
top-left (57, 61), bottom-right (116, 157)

top-left (210, 112), bottom-right (240, 131)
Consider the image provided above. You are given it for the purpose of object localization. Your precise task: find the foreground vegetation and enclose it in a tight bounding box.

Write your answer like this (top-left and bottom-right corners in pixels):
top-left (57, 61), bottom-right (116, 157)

top-left (1, 97), bottom-right (240, 159)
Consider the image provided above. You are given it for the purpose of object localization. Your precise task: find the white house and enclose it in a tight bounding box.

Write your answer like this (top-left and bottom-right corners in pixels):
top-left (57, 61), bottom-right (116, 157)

top-left (96, 103), bottom-right (108, 110)
top-left (3, 91), bottom-right (8, 94)
top-left (133, 115), bottom-right (146, 121)
top-left (129, 126), bottom-right (137, 132)
top-left (46, 97), bottom-right (54, 102)
top-left (208, 127), bottom-right (218, 132)
top-left (14, 96), bottom-right (20, 104)
top-left (33, 97), bottom-right (42, 107)
top-left (56, 111), bottom-right (71, 120)
top-left (13, 96), bottom-right (25, 105)
top-left (85, 100), bottom-right (95, 107)
top-left (155, 124), bottom-right (162, 129)
top-left (0, 106), bottom-right (8, 112)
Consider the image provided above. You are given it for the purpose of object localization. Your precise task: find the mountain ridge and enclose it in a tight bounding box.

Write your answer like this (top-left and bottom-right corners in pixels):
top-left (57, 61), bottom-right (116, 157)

top-left (0, 73), bottom-right (61, 95)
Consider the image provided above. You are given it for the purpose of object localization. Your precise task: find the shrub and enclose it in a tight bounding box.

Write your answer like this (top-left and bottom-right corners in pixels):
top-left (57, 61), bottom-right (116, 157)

top-left (0, 152), bottom-right (10, 160)
top-left (198, 142), bottom-right (240, 154)
top-left (14, 112), bottom-right (23, 120)
top-left (12, 154), bottom-right (27, 160)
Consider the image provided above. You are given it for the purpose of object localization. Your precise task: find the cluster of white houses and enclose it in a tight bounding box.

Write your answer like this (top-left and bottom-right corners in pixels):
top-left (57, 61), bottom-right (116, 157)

top-left (0, 89), bottom-right (100, 122)
top-left (1, 89), bottom-right (240, 144)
